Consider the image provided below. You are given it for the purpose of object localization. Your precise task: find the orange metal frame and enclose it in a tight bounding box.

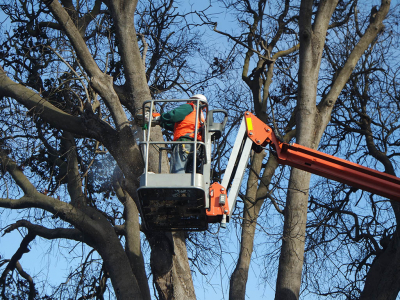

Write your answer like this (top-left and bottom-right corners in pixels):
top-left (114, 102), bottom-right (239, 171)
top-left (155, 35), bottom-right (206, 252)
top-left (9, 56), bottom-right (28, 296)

top-left (244, 111), bottom-right (400, 201)
top-left (206, 182), bottom-right (229, 222)
top-left (206, 112), bottom-right (400, 224)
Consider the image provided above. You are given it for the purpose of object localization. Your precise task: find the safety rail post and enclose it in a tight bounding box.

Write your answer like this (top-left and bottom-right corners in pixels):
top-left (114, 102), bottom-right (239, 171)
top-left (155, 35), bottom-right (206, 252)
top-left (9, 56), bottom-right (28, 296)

top-left (192, 99), bottom-right (199, 186)
top-left (143, 100), bottom-right (155, 186)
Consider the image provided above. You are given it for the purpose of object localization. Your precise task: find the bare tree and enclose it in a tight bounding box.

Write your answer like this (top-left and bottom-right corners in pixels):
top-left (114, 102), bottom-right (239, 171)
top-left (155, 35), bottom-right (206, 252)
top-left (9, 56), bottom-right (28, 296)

top-left (209, 0), bottom-right (394, 299)
top-left (0, 0), bottom-right (210, 299)
top-left (0, 0), bottom-right (398, 299)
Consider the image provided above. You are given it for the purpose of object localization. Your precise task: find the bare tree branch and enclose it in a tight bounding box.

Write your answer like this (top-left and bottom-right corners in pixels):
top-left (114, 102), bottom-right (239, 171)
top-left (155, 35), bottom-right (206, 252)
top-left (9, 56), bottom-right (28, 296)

top-left (3, 219), bottom-right (86, 243)
top-left (0, 231), bottom-right (36, 299)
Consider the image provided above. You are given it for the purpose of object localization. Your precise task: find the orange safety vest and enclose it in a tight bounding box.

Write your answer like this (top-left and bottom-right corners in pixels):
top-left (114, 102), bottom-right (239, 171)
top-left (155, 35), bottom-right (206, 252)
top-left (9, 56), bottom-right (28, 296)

top-left (173, 103), bottom-right (205, 141)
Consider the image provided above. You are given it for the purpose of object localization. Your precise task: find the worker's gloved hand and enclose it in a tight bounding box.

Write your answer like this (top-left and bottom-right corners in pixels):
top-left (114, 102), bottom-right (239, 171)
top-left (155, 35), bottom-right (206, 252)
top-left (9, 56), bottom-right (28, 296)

top-left (152, 112), bottom-right (161, 126)
top-left (136, 112), bottom-right (160, 127)
top-left (144, 112), bottom-right (161, 127)
top-left (144, 111), bottom-right (150, 123)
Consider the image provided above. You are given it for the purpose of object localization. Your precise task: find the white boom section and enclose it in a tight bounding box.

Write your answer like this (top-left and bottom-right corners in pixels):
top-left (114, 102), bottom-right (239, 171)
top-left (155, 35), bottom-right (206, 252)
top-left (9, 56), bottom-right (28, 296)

top-left (221, 117), bottom-right (253, 219)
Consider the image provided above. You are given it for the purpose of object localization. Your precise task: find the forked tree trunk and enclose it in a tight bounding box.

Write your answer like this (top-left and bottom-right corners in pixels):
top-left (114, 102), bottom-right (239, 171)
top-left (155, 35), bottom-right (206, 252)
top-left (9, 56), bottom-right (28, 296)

top-left (275, 0), bottom-right (391, 298)
top-left (275, 1), bottom-right (338, 299)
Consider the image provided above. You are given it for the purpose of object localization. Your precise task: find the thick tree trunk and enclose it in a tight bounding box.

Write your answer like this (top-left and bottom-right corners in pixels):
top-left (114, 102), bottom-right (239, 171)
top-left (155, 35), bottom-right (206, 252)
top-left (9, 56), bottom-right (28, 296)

top-left (149, 231), bottom-right (175, 299)
top-left (107, 0), bottom-right (150, 113)
top-left (148, 231), bottom-right (196, 300)
top-left (170, 232), bottom-right (196, 299)
top-left (94, 226), bottom-right (144, 300)
top-left (274, 169), bottom-right (311, 300)
top-left (359, 200), bottom-right (400, 299)
top-left (60, 204), bottom-right (145, 300)
top-left (112, 167), bottom-right (151, 300)
top-left (125, 193), bottom-right (151, 300)
top-left (359, 229), bottom-right (400, 300)
top-left (275, 1), bottom-right (339, 299)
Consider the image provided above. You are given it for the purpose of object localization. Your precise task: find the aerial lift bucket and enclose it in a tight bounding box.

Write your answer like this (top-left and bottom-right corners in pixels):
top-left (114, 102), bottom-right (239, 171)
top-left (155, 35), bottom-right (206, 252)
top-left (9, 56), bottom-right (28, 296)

top-left (137, 99), bottom-right (227, 231)
top-left (138, 175), bottom-right (208, 231)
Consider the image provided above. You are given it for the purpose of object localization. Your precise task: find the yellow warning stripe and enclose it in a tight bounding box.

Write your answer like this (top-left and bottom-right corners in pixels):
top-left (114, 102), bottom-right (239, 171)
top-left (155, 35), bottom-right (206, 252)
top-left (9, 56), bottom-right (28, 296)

top-left (246, 117), bottom-right (253, 131)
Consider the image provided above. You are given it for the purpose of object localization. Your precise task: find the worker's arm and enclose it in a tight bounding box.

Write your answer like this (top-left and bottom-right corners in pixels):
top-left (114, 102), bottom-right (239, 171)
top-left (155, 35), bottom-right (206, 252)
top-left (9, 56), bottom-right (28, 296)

top-left (159, 104), bottom-right (193, 131)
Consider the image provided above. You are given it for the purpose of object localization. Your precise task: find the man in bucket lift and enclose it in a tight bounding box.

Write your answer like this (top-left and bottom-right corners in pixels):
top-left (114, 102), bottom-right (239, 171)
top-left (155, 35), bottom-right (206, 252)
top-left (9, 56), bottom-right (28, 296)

top-left (152, 94), bottom-right (207, 174)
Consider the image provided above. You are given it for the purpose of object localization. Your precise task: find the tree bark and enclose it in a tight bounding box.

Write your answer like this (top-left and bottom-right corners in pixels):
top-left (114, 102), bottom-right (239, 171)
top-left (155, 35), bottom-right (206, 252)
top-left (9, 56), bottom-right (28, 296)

top-left (275, 1), bottom-right (338, 299)
top-left (106, 0), bottom-right (151, 113)
top-left (93, 223), bottom-right (144, 300)
top-left (147, 230), bottom-right (196, 300)
top-left (171, 232), bottom-right (197, 299)
top-left (275, 1), bottom-right (391, 299)
top-left (275, 168), bottom-right (311, 300)
top-left (123, 189), bottom-right (151, 300)
top-left (359, 229), bottom-right (400, 300)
